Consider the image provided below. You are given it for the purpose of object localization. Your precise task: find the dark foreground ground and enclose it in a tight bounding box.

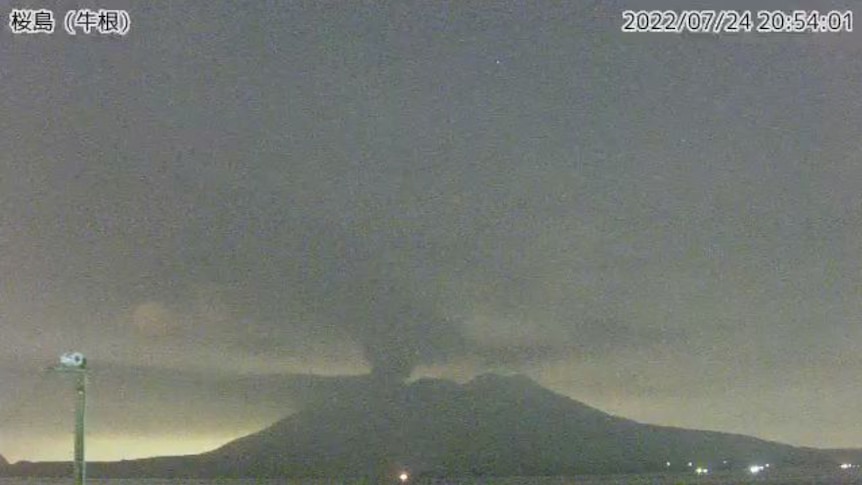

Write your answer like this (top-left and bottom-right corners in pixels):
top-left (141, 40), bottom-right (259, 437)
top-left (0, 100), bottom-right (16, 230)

top-left (2, 468), bottom-right (862, 484)
top-left (413, 468), bottom-right (862, 484)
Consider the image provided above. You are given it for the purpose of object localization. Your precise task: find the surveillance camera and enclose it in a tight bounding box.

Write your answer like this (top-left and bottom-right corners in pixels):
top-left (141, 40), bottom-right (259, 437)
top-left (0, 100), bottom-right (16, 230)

top-left (60, 352), bottom-right (86, 368)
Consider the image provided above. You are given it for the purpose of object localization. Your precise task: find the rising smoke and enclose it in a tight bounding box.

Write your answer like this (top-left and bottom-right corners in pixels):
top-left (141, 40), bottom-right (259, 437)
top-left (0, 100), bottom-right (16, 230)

top-left (327, 273), bottom-right (466, 384)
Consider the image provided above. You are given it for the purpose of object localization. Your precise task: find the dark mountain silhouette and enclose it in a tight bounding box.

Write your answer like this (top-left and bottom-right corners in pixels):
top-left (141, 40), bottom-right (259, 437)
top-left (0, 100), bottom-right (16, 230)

top-left (823, 448), bottom-right (862, 465)
top-left (0, 374), bottom-right (840, 479)
top-left (192, 374), bottom-right (834, 478)
top-left (0, 454), bottom-right (7, 466)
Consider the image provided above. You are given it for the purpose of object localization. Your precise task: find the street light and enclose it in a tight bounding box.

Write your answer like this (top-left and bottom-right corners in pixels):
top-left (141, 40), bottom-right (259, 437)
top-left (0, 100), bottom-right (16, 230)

top-left (50, 352), bottom-right (88, 485)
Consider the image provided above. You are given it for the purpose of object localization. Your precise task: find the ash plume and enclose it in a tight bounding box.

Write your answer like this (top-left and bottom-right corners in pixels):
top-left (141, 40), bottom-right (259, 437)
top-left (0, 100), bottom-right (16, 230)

top-left (334, 276), bottom-right (465, 385)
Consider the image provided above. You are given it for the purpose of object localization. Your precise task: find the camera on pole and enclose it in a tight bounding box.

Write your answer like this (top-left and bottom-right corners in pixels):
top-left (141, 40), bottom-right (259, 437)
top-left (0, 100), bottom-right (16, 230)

top-left (59, 352), bottom-right (87, 369)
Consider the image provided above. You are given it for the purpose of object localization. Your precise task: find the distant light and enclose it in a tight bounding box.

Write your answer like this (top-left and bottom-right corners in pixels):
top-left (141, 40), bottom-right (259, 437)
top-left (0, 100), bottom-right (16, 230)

top-left (687, 462), bottom-right (693, 467)
top-left (695, 467), bottom-right (708, 475)
top-left (666, 461), bottom-right (671, 467)
top-left (841, 463), bottom-right (853, 470)
top-left (765, 463), bottom-right (770, 468)
top-left (399, 472), bottom-right (409, 482)
top-left (750, 465), bottom-right (765, 474)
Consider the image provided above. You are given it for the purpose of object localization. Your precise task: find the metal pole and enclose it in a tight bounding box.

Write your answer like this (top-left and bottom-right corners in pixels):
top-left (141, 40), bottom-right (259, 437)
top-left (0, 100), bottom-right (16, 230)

top-left (74, 371), bottom-right (86, 485)
top-left (50, 352), bottom-right (87, 485)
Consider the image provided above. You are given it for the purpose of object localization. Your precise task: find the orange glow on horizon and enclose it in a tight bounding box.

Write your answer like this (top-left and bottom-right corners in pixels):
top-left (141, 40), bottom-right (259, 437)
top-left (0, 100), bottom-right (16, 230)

top-left (1, 433), bottom-right (248, 463)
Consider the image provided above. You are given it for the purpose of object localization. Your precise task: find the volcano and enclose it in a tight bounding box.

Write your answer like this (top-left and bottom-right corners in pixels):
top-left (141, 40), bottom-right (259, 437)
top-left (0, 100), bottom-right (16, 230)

top-left (0, 374), bottom-right (837, 479)
top-left (194, 373), bottom-right (831, 478)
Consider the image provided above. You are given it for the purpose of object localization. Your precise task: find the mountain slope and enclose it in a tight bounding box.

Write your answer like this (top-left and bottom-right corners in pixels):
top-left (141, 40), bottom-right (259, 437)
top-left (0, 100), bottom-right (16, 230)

top-left (0, 373), bottom-right (837, 478)
top-left (197, 373), bottom-right (831, 478)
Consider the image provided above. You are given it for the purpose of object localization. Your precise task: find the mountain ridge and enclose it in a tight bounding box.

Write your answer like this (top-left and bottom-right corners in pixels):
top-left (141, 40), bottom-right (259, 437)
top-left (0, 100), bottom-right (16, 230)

top-left (197, 373), bottom-right (836, 478)
top-left (0, 373), bottom-right (842, 479)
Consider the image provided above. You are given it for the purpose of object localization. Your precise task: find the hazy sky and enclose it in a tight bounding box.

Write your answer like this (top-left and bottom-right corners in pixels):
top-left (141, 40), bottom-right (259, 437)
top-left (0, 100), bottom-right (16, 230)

top-left (1, 0), bottom-right (861, 462)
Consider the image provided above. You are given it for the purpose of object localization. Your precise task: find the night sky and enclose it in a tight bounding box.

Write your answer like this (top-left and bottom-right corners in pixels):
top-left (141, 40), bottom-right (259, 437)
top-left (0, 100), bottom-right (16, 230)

top-left (1, 0), bottom-right (861, 462)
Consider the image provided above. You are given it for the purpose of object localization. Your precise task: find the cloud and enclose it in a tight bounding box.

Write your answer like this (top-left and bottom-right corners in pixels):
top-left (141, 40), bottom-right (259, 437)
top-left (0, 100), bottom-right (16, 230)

top-left (131, 301), bottom-right (176, 338)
